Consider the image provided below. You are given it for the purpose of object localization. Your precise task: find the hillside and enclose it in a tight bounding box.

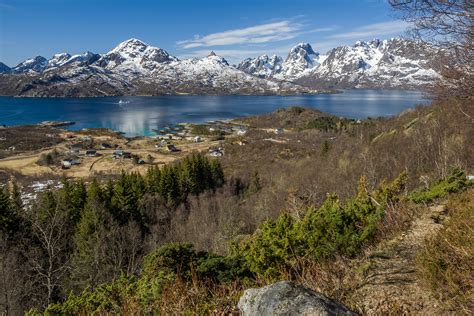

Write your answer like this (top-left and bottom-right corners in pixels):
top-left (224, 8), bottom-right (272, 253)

top-left (0, 96), bottom-right (472, 314)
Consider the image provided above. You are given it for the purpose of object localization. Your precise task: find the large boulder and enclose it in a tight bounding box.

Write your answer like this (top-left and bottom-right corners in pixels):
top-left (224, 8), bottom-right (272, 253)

top-left (238, 281), bottom-right (356, 316)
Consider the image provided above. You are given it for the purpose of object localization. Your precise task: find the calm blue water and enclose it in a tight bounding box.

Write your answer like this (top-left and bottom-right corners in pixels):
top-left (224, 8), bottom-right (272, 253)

top-left (0, 90), bottom-right (429, 136)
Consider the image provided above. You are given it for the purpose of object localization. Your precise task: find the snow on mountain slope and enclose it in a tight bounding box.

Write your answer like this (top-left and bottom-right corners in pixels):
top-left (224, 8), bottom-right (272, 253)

top-left (96, 38), bottom-right (178, 74)
top-left (238, 38), bottom-right (440, 89)
top-left (12, 56), bottom-right (48, 74)
top-left (0, 37), bottom-right (439, 96)
top-left (297, 38), bottom-right (441, 88)
top-left (238, 55), bottom-right (283, 78)
top-left (47, 53), bottom-right (72, 69)
top-left (237, 43), bottom-right (325, 81)
top-left (275, 42), bottom-right (326, 80)
top-left (0, 39), bottom-right (307, 96)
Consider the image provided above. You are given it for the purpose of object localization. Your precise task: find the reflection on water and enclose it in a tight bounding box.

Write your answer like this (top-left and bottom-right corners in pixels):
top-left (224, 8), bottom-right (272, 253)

top-left (0, 90), bottom-right (430, 136)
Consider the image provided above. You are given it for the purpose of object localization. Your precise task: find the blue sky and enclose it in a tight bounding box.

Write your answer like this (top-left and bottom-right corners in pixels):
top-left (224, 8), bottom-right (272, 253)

top-left (0, 0), bottom-right (408, 66)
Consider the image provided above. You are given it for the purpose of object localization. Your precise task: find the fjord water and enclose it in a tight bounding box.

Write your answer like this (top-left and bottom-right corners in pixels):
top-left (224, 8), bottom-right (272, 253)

top-left (0, 90), bottom-right (429, 136)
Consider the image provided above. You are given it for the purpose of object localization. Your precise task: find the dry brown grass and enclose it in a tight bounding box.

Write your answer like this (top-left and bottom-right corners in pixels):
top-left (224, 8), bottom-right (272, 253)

top-left (416, 189), bottom-right (474, 314)
top-left (157, 276), bottom-right (244, 315)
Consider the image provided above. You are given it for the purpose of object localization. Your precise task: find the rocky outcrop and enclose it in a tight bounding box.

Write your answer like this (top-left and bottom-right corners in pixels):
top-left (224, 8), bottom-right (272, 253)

top-left (238, 281), bottom-right (356, 316)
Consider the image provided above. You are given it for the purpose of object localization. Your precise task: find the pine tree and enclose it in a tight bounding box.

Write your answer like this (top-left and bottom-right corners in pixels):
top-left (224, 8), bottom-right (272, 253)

top-left (159, 165), bottom-right (181, 207)
top-left (111, 173), bottom-right (135, 224)
top-left (209, 159), bottom-right (224, 189)
top-left (10, 181), bottom-right (23, 214)
top-left (146, 166), bottom-right (162, 193)
top-left (70, 184), bottom-right (106, 291)
top-left (0, 186), bottom-right (18, 237)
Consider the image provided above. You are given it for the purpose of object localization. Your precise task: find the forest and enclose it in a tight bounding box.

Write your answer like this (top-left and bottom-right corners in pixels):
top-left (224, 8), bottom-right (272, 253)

top-left (1, 0), bottom-right (473, 314)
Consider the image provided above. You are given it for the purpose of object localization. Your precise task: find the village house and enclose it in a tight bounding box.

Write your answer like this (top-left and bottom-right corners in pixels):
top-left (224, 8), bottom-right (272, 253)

top-left (70, 143), bottom-right (82, 153)
top-left (112, 149), bottom-right (124, 159)
top-left (61, 158), bottom-right (80, 169)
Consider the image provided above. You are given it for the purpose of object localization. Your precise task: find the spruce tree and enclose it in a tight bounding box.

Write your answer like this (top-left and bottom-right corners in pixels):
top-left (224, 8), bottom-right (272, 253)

top-left (0, 186), bottom-right (18, 237)
top-left (70, 183), bottom-right (106, 291)
top-left (210, 159), bottom-right (225, 188)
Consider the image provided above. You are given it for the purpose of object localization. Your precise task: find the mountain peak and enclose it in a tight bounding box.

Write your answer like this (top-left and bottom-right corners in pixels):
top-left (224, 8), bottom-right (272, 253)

top-left (112, 38), bottom-right (149, 54)
top-left (205, 52), bottom-right (229, 66)
top-left (13, 56), bottom-right (48, 73)
top-left (290, 42), bottom-right (317, 56)
top-left (98, 38), bottom-right (177, 71)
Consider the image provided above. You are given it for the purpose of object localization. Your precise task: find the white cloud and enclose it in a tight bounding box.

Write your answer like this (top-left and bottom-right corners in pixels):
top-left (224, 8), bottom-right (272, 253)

top-left (308, 27), bottom-right (336, 33)
top-left (328, 20), bottom-right (409, 40)
top-left (177, 20), bottom-right (303, 49)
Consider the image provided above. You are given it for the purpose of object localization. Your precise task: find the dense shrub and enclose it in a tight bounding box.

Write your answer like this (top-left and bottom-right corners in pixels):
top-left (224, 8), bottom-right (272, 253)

top-left (410, 169), bottom-right (471, 204)
top-left (142, 243), bottom-right (252, 283)
top-left (40, 274), bottom-right (137, 315)
top-left (39, 243), bottom-right (252, 315)
top-left (237, 177), bottom-right (390, 278)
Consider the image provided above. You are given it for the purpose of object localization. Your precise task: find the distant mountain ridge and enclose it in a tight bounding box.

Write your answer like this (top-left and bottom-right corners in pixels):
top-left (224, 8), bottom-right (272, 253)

top-left (238, 38), bottom-right (441, 89)
top-left (0, 37), bottom-right (441, 97)
top-left (0, 39), bottom-right (305, 97)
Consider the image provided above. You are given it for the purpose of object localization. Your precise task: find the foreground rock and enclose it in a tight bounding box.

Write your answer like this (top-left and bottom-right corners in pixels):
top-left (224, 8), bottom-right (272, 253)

top-left (238, 281), bottom-right (356, 316)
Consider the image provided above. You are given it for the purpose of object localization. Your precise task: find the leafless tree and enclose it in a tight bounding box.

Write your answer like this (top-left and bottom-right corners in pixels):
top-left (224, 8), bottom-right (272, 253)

top-left (389, 0), bottom-right (473, 107)
top-left (22, 195), bottom-right (70, 308)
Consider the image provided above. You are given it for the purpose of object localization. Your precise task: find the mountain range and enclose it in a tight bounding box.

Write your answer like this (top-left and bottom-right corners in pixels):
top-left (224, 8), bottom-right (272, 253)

top-left (0, 38), bottom-right (442, 97)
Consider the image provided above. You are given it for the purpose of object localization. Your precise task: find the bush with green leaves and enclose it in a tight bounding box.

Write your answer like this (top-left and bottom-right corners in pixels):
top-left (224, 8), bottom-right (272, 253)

top-left (410, 168), bottom-right (471, 204)
top-left (39, 274), bottom-right (137, 315)
top-left (236, 176), bottom-right (398, 279)
top-left (142, 243), bottom-right (252, 283)
top-left (40, 243), bottom-right (252, 314)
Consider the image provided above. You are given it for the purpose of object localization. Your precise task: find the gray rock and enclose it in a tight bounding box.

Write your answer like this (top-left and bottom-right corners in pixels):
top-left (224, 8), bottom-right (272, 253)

top-left (238, 281), bottom-right (356, 316)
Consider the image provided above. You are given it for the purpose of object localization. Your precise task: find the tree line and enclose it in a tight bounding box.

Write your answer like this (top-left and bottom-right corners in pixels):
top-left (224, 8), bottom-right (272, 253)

top-left (0, 154), bottom-right (224, 314)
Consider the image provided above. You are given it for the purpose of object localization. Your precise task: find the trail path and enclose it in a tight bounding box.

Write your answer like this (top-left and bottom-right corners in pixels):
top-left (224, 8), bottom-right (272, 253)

top-left (352, 205), bottom-right (448, 314)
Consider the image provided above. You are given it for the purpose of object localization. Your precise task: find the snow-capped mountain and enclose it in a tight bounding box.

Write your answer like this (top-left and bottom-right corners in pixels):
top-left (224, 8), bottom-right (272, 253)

top-left (45, 51), bottom-right (100, 70)
top-left (0, 37), bottom-right (441, 96)
top-left (96, 38), bottom-right (178, 74)
top-left (47, 53), bottom-right (72, 69)
top-left (238, 55), bottom-right (283, 78)
top-left (297, 38), bottom-right (441, 88)
top-left (12, 56), bottom-right (48, 74)
top-left (238, 43), bottom-right (326, 81)
top-left (276, 42), bottom-right (326, 80)
top-left (0, 39), bottom-right (307, 97)
top-left (239, 39), bottom-right (440, 89)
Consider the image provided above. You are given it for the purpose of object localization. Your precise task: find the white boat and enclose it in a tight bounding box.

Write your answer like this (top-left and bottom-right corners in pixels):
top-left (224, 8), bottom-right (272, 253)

top-left (118, 99), bottom-right (130, 104)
